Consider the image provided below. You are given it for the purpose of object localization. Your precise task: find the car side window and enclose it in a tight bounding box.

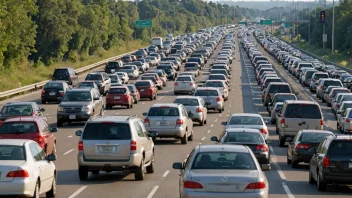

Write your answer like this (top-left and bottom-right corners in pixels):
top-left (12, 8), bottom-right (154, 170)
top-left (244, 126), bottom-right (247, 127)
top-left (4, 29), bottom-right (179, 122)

top-left (41, 120), bottom-right (50, 133)
top-left (134, 121), bottom-right (144, 137)
top-left (138, 121), bottom-right (149, 137)
top-left (34, 143), bottom-right (46, 160)
top-left (292, 131), bottom-right (300, 143)
top-left (34, 104), bottom-right (40, 112)
top-left (29, 143), bottom-right (43, 161)
top-left (37, 120), bottom-right (46, 133)
top-left (185, 148), bottom-right (195, 168)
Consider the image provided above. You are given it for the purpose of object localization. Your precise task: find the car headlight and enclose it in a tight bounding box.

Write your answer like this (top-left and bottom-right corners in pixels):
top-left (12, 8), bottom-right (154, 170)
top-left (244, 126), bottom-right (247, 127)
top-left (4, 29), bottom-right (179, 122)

top-left (57, 106), bottom-right (64, 112)
top-left (82, 105), bottom-right (92, 112)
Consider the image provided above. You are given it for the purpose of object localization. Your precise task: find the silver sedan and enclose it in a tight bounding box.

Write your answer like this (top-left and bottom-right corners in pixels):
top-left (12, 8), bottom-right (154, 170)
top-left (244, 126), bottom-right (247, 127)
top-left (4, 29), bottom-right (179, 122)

top-left (173, 96), bottom-right (208, 126)
top-left (173, 144), bottom-right (270, 198)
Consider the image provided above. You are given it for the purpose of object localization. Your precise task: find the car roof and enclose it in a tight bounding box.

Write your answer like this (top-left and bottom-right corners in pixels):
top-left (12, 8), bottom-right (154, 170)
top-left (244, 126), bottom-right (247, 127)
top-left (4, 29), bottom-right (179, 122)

top-left (89, 116), bottom-right (138, 123)
top-left (196, 87), bottom-right (219, 91)
top-left (197, 144), bottom-right (250, 153)
top-left (300, 130), bottom-right (333, 134)
top-left (150, 103), bottom-right (180, 108)
top-left (0, 139), bottom-right (33, 146)
top-left (4, 116), bottom-right (43, 122)
top-left (284, 100), bottom-right (317, 105)
top-left (4, 102), bottom-right (35, 106)
top-left (68, 88), bottom-right (92, 92)
top-left (225, 128), bottom-right (262, 133)
top-left (230, 113), bottom-right (262, 117)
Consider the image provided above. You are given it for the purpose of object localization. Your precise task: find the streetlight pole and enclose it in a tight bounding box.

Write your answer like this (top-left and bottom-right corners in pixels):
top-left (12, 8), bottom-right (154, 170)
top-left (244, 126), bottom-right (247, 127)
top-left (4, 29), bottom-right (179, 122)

top-left (309, 0), bottom-right (311, 44)
top-left (323, 0), bottom-right (326, 49)
top-left (332, 0), bottom-right (335, 53)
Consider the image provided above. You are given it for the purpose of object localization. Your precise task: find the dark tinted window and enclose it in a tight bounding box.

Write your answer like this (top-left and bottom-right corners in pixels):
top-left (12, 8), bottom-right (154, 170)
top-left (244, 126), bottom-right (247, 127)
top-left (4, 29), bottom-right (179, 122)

top-left (205, 81), bottom-right (224, 87)
top-left (106, 62), bottom-right (120, 68)
top-left (44, 82), bottom-right (63, 89)
top-left (224, 132), bottom-right (264, 144)
top-left (108, 75), bottom-right (118, 82)
top-left (123, 57), bottom-right (131, 61)
top-left (229, 116), bottom-right (263, 125)
top-left (273, 95), bottom-right (296, 103)
top-left (268, 85), bottom-right (291, 93)
top-left (332, 90), bottom-right (350, 97)
top-left (85, 74), bottom-right (102, 81)
top-left (1, 105), bottom-right (33, 116)
top-left (53, 69), bottom-right (69, 76)
top-left (329, 141), bottom-right (352, 155)
top-left (209, 75), bottom-right (226, 80)
top-left (323, 81), bottom-right (342, 87)
top-left (135, 81), bottom-right (151, 87)
top-left (63, 91), bottom-right (91, 101)
top-left (0, 145), bottom-right (25, 160)
top-left (108, 88), bottom-right (127, 94)
top-left (194, 90), bottom-right (219, 96)
top-left (185, 63), bottom-right (198, 67)
top-left (300, 133), bottom-right (332, 143)
top-left (0, 122), bottom-right (38, 134)
top-left (83, 123), bottom-right (131, 140)
top-left (79, 82), bottom-right (94, 88)
top-left (176, 77), bottom-right (192, 81)
top-left (264, 79), bottom-right (282, 86)
top-left (127, 85), bottom-right (136, 92)
top-left (314, 74), bottom-right (329, 80)
top-left (141, 76), bottom-right (156, 82)
top-left (284, 104), bottom-right (322, 119)
top-left (148, 107), bottom-right (179, 116)
top-left (306, 71), bottom-right (316, 78)
top-left (174, 98), bottom-right (199, 106)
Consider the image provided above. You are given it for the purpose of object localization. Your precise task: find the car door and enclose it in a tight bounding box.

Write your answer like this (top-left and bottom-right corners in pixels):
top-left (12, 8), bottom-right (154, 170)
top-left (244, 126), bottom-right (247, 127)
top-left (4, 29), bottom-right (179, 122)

top-left (137, 120), bottom-right (153, 161)
top-left (29, 143), bottom-right (51, 191)
top-left (182, 107), bottom-right (193, 133)
top-left (92, 89), bottom-right (102, 115)
top-left (42, 119), bottom-right (55, 155)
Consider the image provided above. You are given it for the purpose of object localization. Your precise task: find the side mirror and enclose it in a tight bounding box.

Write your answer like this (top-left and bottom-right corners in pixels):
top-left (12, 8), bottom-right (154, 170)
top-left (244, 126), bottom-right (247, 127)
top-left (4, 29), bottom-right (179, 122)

top-left (50, 128), bottom-right (58, 133)
top-left (75, 130), bottom-right (82, 136)
top-left (40, 108), bottom-right (45, 112)
top-left (149, 132), bottom-right (158, 137)
top-left (221, 121), bottom-right (227, 125)
top-left (210, 136), bottom-right (219, 142)
top-left (47, 154), bottom-right (57, 162)
top-left (172, 162), bottom-right (184, 170)
top-left (142, 112), bottom-right (147, 116)
top-left (261, 164), bottom-right (271, 171)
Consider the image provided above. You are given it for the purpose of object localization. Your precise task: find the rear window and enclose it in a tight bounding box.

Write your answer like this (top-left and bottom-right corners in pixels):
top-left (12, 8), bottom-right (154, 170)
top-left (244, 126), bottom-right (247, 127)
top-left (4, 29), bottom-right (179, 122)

top-left (205, 81), bottom-right (224, 87)
top-left (329, 141), bottom-right (352, 155)
top-left (127, 85), bottom-right (136, 92)
top-left (268, 85), bottom-right (291, 93)
top-left (211, 70), bottom-right (227, 75)
top-left (228, 116), bottom-right (263, 125)
top-left (314, 74), bottom-right (329, 80)
top-left (192, 152), bottom-right (256, 170)
top-left (174, 98), bottom-right (199, 106)
top-left (53, 69), bottom-right (69, 76)
top-left (44, 83), bottom-right (63, 89)
top-left (324, 81), bottom-right (342, 87)
top-left (123, 57), bottom-right (131, 61)
top-left (63, 91), bottom-right (91, 101)
top-left (176, 77), bottom-right (192, 81)
top-left (194, 90), bottom-right (219, 96)
top-left (185, 63), bottom-right (198, 67)
top-left (108, 88), bottom-right (127, 94)
top-left (224, 132), bottom-right (264, 144)
top-left (265, 79), bottom-right (282, 86)
top-left (259, 69), bottom-right (274, 75)
top-left (1, 105), bottom-right (33, 116)
top-left (300, 133), bottom-right (331, 143)
top-left (109, 75), bottom-right (118, 82)
top-left (135, 81), bottom-right (151, 87)
top-left (332, 90), bottom-right (350, 97)
top-left (284, 104), bottom-right (322, 119)
top-left (148, 107), bottom-right (179, 116)
top-left (142, 76), bottom-right (156, 82)
top-left (106, 62), bottom-right (120, 68)
top-left (0, 122), bottom-right (38, 134)
top-left (85, 74), bottom-right (102, 81)
top-left (273, 95), bottom-right (296, 103)
top-left (306, 71), bottom-right (316, 78)
top-left (83, 123), bottom-right (131, 140)
top-left (209, 75), bottom-right (225, 80)
top-left (0, 146), bottom-right (25, 160)
top-left (124, 66), bottom-right (134, 70)
top-left (79, 82), bottom-right (94, 88)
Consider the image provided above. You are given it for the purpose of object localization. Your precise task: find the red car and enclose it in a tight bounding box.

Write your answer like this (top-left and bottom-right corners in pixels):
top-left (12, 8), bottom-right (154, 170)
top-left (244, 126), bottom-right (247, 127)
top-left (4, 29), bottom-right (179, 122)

top-left (0, 117), bottom-right (57, 155)
top-left (134, 80), bottom-right (157, 101)
top-left (106, 86), bottom-right (134, 109)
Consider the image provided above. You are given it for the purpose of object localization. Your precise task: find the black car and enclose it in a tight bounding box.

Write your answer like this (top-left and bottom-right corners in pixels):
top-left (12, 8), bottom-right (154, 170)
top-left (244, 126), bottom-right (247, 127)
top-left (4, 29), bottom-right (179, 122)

top-left (287, 130), bottom-right (333, 168)
top-left (52, 67), bottom-right (79, 87)
top-left (41, 81), bottom-right (70, 104)
top-left (105, 60), bottom-right (123, 74)
top-left (309, 134), bottom-right (352, 191)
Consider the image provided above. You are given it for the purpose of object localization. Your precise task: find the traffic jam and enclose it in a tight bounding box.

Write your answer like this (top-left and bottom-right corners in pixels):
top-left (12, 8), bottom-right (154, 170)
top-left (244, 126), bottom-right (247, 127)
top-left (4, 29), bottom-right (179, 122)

top-left (0, 24), bottom-right (351, 198)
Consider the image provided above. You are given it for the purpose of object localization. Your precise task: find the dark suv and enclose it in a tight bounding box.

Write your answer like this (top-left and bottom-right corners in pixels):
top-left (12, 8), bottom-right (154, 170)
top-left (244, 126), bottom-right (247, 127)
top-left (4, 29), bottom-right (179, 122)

top-left (105, 60), bottom-right (123, 74)
top-left (52, 67), bottom-right (79, 87)
top-left (309, 135), bottom-right (352, 191)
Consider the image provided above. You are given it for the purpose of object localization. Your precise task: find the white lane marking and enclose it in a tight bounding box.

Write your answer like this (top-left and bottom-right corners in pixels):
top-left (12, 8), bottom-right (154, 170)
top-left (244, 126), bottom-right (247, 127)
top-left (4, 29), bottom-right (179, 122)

top-left (162, 170), bottom-right (170, 179)
top-left (146, 186), bottom-right (159, 198)
top-left (142, 102), bottom-right (145, 104)
top-left (67, 135), bottom-right (73, 138)
top-left (45, 114), bottom-right (50, 116)
top-left (227, 114), bottom-right (230, 116)
top-left (219, 114), bottom-right (222, 117)
top-left (68, 186), bottom-right (88, 198)
top-left (214, 118), bottom-right (218, 122)
top-left (199, 143), bottom-right (202, 145)
top-left (210, 124), bottom-right (214, 128)
top-left (157, 96), bottom-right (164, 100)
top-left (207, 130), bottom-right (211, 134)
top-left (63, 149), bottom-right (74, 156)
top-left (282, 182), bottom-right (295, 198)
top-left (47, 117), bottom-right (52, 119)
top-left (114, 112), bottom-right (119, 115)
top-left (201, 137), bottom-right (206, 141)
top-left (269, 146), bottom-right (287, 180)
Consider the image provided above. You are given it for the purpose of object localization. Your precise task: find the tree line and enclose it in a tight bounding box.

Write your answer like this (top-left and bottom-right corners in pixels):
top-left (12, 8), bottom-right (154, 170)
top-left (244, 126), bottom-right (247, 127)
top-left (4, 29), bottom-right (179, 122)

top-left (0, 0), bottom-right (258, 69)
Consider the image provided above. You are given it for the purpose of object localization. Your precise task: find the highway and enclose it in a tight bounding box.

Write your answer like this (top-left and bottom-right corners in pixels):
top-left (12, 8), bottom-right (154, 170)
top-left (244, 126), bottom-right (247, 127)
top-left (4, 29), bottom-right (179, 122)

top-left (1, 33), bottom-right (351, 198)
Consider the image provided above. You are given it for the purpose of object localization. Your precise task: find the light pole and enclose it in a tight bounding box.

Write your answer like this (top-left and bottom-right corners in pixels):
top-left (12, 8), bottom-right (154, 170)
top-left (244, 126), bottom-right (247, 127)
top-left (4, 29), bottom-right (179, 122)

top-left (323, 0), bottom-right (326, 49)
top-left (332, 0), bottom-right (335, 53)
top-left (173, 0), bottom-right (182, 36)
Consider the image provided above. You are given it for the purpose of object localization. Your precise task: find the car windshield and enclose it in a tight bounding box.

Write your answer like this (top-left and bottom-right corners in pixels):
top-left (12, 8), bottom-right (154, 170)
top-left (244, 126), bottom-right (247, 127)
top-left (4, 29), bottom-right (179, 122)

top-left (85, 74), bottom-right (102, 81)
top-left (268, 85), bottom-right (291, 93)
top-left (314, 74), bottom-right (329, 80)
top-left (83, 123), bottom-right (131, 140)
top-left (284, 104), bottom-right (322, 119)
top-left (191, 152), bottom-right (256, 170)
top-left (0, 122), bottom-right (38, 134)
top-left (211, 70), bottom-right (227, 75)
top-left (109, 75), bottom-right (118, 82)
top-left (306, 71), bottom-right (316, 78)
top-left (228, 116), bottom-right (263, 125)
top-left (174, 98), bottom-right (199, 106)
top-left (209, 75), bottom-right (225, 80)
top-left (63, 92), bottom-right (91, 101)
top-left (224, 132), bottom-right (264, 144)
top-left (1, 105), bottom-right (33, 116)
top-left (148, 107), bottom-right (179, 116)
top-left (176, 77), bottom-right (192, 82)
top-left (329, 141), bottom-right (352, 155)
top-left (0, 146), bottom-right (26, 160)
top-left (44, 83), bottom-right (63, 89)
top-left (135, 82), bottom-right (151, 87)
top-left (300, 133), bottom-right (331, 143)
top-left (205, 81), bottom-right (224, 87)
top-left (79, 82), bottom-right (94, 88)
top-left (194, 90), bottom-right (219, 96)
top-left (108, 88), bottom-right (127, 94)
top-left (273, 95), bottom-right (296, 103)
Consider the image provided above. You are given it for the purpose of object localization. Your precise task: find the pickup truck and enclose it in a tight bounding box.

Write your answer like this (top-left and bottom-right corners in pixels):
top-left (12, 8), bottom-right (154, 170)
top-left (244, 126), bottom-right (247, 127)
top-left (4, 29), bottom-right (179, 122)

top-left (118, 65), bottom-right (139, 79)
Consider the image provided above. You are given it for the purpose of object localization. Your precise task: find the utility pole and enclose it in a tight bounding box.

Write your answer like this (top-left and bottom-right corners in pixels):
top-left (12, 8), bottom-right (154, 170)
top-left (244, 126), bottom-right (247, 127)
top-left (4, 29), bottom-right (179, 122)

top-left (157, 11), bottom-right (160, 36)
top-left (309, 0), bottom-right (311, 44)
top-left (315, 0), bottom-right (317, 46)
top-left (173, 6), bottom-right (175, 35)
top-left (332, 0), bottom-right (335, 53)
top-left (323, 0), bottom-right (326, 49)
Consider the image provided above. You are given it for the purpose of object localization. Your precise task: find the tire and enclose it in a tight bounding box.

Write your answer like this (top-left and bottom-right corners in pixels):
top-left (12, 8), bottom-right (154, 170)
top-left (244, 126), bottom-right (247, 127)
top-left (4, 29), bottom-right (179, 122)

top-left (150, 96), bottom-right (154, 101)
top-left (291, 160), bottom-right (298, 168)
top-left (91, 170), bottom-right (99, 175)
top-left (321, 98), bottom-right (326, 103)
top-left (134, 99), bottom-right (138, 104)
top-left (188, 131), bottom-right (193, 141)
top-left (287, 153), bottom-right (292, 164)
top-left (42, 100), bottom-right (46, 104)
top-left (181, 133), bottom-right (188, 144)
top-left (57, 120), bottom-right (63, 127)
top-left (279, 136), bottom-right (286, 147)
top-left (154, 95), bottom-right (157, 100)
top-left (127, 104), bottom-right (131, 109)
top-left (78, 166), bottom-right (88, 180)
top-left (46, 175), bottom-right (56, 197)
top-left (146, 153), bottom-right (155, 174)
top-left (31, 181), bottom-right (40, 198)
top-left (309, 169), bottom-right (316, 184)
top-left (131, 104), bottom-right (133, 108)
top-left (134, 159), bottom-right (145, 180)
top-left (218, 108), bottom-right (222, 113)
top-left (317, 172), bottom-right (327, 191)
top-left (199, 119), bottom-right (204, 126)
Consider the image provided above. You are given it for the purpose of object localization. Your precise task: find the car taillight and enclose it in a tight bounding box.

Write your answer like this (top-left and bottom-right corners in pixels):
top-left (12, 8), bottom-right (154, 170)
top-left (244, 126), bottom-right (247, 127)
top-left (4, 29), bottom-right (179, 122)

top-left (280, 118), bottom-right (285, 128)
top-left (245, 182), bottom-right (266, 189)
top-left (183, 181), bottom-right (203, 189)
top-left (190, 82), bottom-right (194, 86)
top-left (196, 107), bottom-right (202, 112)
top-left (34, 135), bottom-right (45, 143)
top-left (6, 170), bottom-right (29, 178)
top-left (41, 90), bottom-right (45, 95)
top-left (336, 104), bottom-right (340, 107)
top-left (78, 141), bottom-right (83, 151)
top-left (124, 94), bottom-right (130, 99)
top-left (59, 91), bottom-right (64, 97)
top-left (323, 156), bottom-right (329, 167)
top-left (261, 128), bottom-right (268, 134)
top-left (256, 144), bottom-right (269, 152)
top-left (131, 140), bottom-right (137, 151)
top-left (176, 119), bottom-right (184, 125)
top-left (296, 143), bottom-right (311, 149)
top-left (216, 97), bottom-right (222, 101)
top-left (149, 88), bottom-right (153, 93)
top-left (174, 83), bottom-right (179, 86)
top-left (320, 119), bottom-right (324, 129)
top-left (346, 118), bottom-right (350, 123)
top-left (144, 118), bottom-right (150, 124)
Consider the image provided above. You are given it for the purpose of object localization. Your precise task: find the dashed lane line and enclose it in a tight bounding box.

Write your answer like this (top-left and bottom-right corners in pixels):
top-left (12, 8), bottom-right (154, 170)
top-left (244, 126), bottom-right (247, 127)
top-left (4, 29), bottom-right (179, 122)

top-left (146, 186), bottom-right (159, 198)
top-left (207, 130), bottom-right (211, 134)
top-left (201, 137), bottom-right (206, 141)
top-left (68, 186), bottom-right (88, 198)
top-left (161, 170), bottom-right (170, 179)
top-left (63, 149), bottom-right (74, 156)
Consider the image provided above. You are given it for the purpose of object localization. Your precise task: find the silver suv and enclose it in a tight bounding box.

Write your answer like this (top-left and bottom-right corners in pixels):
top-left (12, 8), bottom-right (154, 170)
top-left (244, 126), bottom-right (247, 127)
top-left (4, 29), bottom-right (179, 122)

top-left (75, 116), bottom-right (155, 181)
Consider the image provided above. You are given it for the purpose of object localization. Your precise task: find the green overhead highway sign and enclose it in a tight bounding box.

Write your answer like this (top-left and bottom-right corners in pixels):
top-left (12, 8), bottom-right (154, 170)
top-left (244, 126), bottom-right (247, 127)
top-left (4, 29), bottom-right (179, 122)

top-left (260, 20), bottom-right (272, 25)
top-left (136, 20), bottom-right (152, 28)
top-left (239, 21), bottom-right (247, 25)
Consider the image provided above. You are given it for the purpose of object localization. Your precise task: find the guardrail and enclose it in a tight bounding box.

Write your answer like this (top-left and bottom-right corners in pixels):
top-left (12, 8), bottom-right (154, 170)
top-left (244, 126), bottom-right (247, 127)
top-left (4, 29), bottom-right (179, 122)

top-left (0, 51), bottom-right (137, 100)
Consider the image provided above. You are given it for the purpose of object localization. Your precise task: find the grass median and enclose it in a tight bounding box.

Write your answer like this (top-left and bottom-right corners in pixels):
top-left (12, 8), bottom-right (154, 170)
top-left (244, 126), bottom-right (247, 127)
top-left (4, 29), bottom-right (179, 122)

top-left (0, 40), bottom-right (146, 92)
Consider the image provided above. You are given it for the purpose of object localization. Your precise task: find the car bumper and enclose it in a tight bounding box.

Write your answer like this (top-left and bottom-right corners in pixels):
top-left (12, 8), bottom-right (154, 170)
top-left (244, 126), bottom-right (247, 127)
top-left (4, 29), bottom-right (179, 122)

top-left (323, 173), bottom-right (352, 184)
top-left (292, 153), bottom-right (313, 163)
top-left (106, 100), bottom-right (130, 105)
top-left (190, 113), bottom-right (203, 122)
top-left (254, 153), bottom-right (270, 164)
top-left (57, 112), bottom-right (92, 121)
top-left (146, 127), bottom-right (186, 138)
top-left (181, 190), bottom-right (268, 198)
top-left (41, 95), bottom-right (60, 102)
top-left (206, 103), bottom-right (222, 110)
top-left (140, 93), bottom-right (153, 98)
top-left (0, 178), bottom-right (36, 197)
top-left (78, 152), bottom-right (143, 168)
top-left (174, 88), bottom-right (195, 93)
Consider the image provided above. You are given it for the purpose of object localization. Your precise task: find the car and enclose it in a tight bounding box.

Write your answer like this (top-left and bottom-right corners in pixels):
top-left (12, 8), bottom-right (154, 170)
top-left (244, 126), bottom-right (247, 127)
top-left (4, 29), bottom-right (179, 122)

top-left (106, 86), bottom-right (134, 109)
top-left (261, 77), bottom-right (283, 91)
top-left (52, 67), bottom-right (79, 87)
top-left (126, 84), bottom-right (141, 104)
top-left (0, 102), bottom-right (46, 123)
top-left (194, 87), bottom-right (224, 113)
top-left (174, 75), bottom-right (197, 95)
top-left (116, 72), bottom-right (129, 84)
top-left (142, 103), bottom-right (194, 144)
top-left (56, 88), bottom-right (104, 126)
top-left (105, 60), bottom-right (123, 73)
top-left (268, 93), bottom-right (297, 112)
top-left (0, 139), bottom-right (57, 197)
top-left (263, 82), bottom-right (293, 106)
top-left (277, 100), bottom-right (324, 147)
top-left (316, 78), bottom-right (343, 100)
top-left (75, 115), bottom-right (155, 180)
top-left (203, 80), bottom-right (230, 101)
top-left (270, 102), bottom-right (283, 124)
top-left (221, 113), bottom-right (269, 140)
top-left (336, 107), bottom-right (352, 133)
top-left (287, 130), bottom-right (333, 168)
top-left (108, 74), bottom-right (123, 84)
top-left (326, 87), bottom-right (350, 107)
top-left (173, 96), bottom-right (208, 126)
top-left (173, 144), bottom-right (270, 198)
top-left (309, 72), bottom-right (329, 92)
top-left (41, 81), bottom-right (70, 104)
top-left (309, 134), bottom-right (352, 191)
top-left (78, 81), bottom-right (99, 90)
top-left (84, 72), bottom-right (111, 95)
top-left (134, 80), bottom-right (158, 100)
top-left (143, 72), bottom-right (164, 89)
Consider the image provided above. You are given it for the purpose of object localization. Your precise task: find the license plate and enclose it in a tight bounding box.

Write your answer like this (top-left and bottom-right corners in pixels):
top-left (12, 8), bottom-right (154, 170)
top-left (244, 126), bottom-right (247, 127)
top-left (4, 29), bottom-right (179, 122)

top-left (98, 146), bottom-right (115, 153)
top-left (140, 89), bottom-right (144, 91)
top-left (111, 69), bottom-right (115, 72)
top-left (69, 115), bottom-right (76, 119)
top-left (49, 92), bottom-right (56, 96)
top-left (157, 121), bottom-right (169, 126)
top-left (349, 163), bottom-right (352, 168)
top-left (114, 96), bottom-right (120, 99)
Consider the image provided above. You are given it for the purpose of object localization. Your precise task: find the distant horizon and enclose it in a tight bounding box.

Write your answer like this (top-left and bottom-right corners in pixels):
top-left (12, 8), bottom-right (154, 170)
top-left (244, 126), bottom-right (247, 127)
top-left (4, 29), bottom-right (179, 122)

top-left (212, 0), bottom-right (334, 2)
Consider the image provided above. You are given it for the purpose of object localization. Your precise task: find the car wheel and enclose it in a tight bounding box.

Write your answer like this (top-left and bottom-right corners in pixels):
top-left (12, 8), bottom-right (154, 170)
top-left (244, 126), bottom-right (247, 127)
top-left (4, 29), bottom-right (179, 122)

top-left (199, 119), bottom-right (204, 126)
top-left (188, 130), bottom-right (193, 141)
top-left (279, 136), bottom-right (285, 147)
top-left (150, 96), bottom-right (154, 101)
top-left (131, 104), bottom-right (133, 108)
top-left (31, 181), bottom-right (40, 198)
top-left (91, 170), bottom-right (99, 175)
top-left (57, 120), bottom-right (63, 127)
top-left (127, 104), bottom-right (131, 109)
top-left (181, 133), bottom-right (188, 144)
top-left (317, 172), bottom-right (327, 191)
top-left (309, 168), bottom-right (316, 184)
top-left (154, 95), bottom-right (157, 100)
top-left (134, 159), bottom-right (145, 180)
top-left (287, 153), bottom-right (292, 164)
top-left (218, 108), bottom-right (222, 113)
top-left (46, 174), bottom-right (56, 197)
top-left (41, 100), bottom-right (46, 104)
top-left (78, 166), bottom-right (88, 180)
top-left (134, 99), bottom-right (138, 104)
top-left (291, 160), bottom-right (298, 168)
top-left (146, 153), bottom-right (155, 174)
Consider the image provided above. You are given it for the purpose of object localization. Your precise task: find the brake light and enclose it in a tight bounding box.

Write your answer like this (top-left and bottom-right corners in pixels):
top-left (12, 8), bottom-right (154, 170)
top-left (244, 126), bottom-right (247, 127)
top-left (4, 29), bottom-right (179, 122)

top-left (149, 88), bottom-right (153, 93)
top-left (216, 97), bottom-right (222, 101)
top-left (34, 135), bottom-right (45, 143)
top-left (176, 119), bottom-right (184, 125)
top-left (174, 83), bottom-right (179, 86)
top-left (184, 181), bottom-right (203, 189)
top-left (320, 119), bottom-right (324, 129)
top-left (280, 118), bottom-right (285, 128)
top-left (336, 104), bottom-right (340, 107)
top-left (6, 170), bottom-right (29, 178)
top-left (144, 118), bottom-right (150, 124)
top-left (78, 141), bottom-right (83, 150)
top-left (261, 128), bottom-right (268, 134)
top-left (323, 156), bottom-right (329, 167)
top-left (124, 94), bottom-right (130, 100)
top-left (296, 143), bottom-right (311, 149)
top-left (196, 107), bottom-right (203, 112)
top-left (266, 93), bottom-right (270, 98)
top-left (59, 91), bottom-right (64, 97)
top-left (256, 144), bottom-right (269, 152)
top-left (245, 182), bottom-right (266, 189)
top-left (346, 118), bottom-right (350, 123)
top-left (41, 90), bottom-right (45, 95)
top-left (190, 82), bottom-right (194, 86)
top-left (131, 140), bottom-right (137, 151)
